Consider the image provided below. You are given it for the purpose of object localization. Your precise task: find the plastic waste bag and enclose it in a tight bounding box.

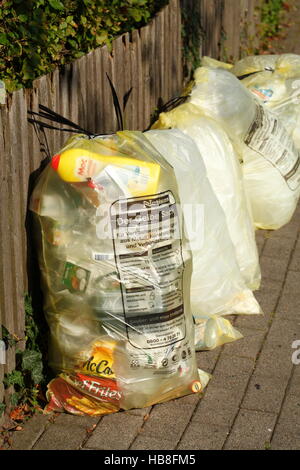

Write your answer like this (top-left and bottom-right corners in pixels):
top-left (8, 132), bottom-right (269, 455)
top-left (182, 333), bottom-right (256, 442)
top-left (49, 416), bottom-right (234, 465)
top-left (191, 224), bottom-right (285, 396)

top-left (230, 54), bottom-right (300, 148)
top-left (151, 103), bottom-right (260, 290)
top-left (194, 317), bottom-right (243, 351)
top-left (145, 129), bottom-right (261, 350)
top-left (189, 66), bottom-right (300, 230)
top-left (201, 56), bottom-right (233, 70)
top-left (30, 131), bottom-right (208, 416)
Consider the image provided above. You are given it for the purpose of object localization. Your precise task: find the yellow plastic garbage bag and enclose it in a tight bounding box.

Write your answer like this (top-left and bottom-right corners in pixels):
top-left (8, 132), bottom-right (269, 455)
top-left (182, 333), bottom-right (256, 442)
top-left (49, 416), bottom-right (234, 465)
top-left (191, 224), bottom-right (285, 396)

top-left (151, 103), bottom-right (261, 290)
top-left (145, 129), bottom-right (261, 350)
top-left (230, 54), bottom-right (300, 148)
top-left (30, 131), bottom-right (208, 416)
top-left (189, 66), bottom-right (300, 230)
top-left (194, 316), bottom-right (243, 351)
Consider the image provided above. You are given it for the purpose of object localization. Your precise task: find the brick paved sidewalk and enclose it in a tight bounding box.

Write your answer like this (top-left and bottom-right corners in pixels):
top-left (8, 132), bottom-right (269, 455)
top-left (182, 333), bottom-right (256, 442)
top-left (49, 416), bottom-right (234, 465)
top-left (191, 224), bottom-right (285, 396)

top-left (7, 201), bottom-right (300, 451)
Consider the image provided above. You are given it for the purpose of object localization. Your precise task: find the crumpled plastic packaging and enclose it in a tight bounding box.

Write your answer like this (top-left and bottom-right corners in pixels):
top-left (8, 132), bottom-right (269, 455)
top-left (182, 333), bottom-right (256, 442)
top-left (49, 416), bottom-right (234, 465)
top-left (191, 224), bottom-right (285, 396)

top-left (230, 54), bottom-right (300, 149)
top-left (145, 129), bottom-right (261, 350)
top-left (189, 66), bottom-right (300, 230)
top-left (151, 103), bottom-right (261, 290)
top-left (30, 131), bottom-right (209, 416)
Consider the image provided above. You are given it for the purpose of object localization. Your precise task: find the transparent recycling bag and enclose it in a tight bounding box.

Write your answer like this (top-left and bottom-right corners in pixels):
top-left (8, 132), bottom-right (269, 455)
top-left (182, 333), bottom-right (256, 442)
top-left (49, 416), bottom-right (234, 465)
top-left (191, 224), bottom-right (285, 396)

top-left (151, 103), bottom-right (261, 290)
top-left (201, 56), bottom-right (233, 70)
top-left (145, 129), bottom-right (261, 350)
top-left (194, 317), bottom-right (243, 351)
top-left (30, 131), bottom-right (208, 416)
top-left (230, 54), bottom-right (300, 148)
top-left (189, 66), bottom-right (300, 230)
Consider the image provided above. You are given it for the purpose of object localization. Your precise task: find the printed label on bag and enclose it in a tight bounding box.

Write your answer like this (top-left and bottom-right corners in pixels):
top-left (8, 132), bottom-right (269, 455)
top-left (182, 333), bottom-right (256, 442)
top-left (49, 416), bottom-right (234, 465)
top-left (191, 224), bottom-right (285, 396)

top-left (125, 338), bottom-right (193, 374)
top-left (250, 86), bottom-right (273, 103)
top-left (110, 191), bottom-right (186, 350)
top-left (62, 262), bottom-right (91, 293)
top-left (244, 104), bottom-right (300, 190)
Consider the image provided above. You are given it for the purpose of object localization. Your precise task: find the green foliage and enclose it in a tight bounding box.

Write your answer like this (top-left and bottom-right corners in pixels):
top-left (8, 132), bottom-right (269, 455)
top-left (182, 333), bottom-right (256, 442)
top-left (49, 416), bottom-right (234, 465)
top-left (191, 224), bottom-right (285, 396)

top-left (2, 294), bottom-right (46, 415)
top-left (180, 0), bottom-right (202, 80)
top-left (1, 325), bottom-right (20, 348)
top-left (260, 0), bottom-right (284, 38)
top-left (0, 402), bottom-right (6, 417)
top-left (0, 0), bottom-right (168, 92)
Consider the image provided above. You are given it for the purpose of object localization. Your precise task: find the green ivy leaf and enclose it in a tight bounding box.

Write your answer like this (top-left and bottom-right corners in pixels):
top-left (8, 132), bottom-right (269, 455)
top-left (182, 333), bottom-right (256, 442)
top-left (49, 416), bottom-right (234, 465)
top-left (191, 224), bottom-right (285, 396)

top-left (0, 402), bottom-right (6, 417)
top-left (96, 31), bottom-right (108, 45)
top-left (31, 363), bottom-right (44, 385)
top-left (18, 14), bottom-right (28, 22)
top-left (4, 370), bottom-right (24, 388)
top-left (0, 33), bottom-right (9, 46)
top-left (21, 349), bottom-right (42, 372)
top-left (128, 8), bottom-right (144, 22)
top-left (10, 392), bottom-right (21, 407)
top-left (48, 0), bottom-right (64, 10)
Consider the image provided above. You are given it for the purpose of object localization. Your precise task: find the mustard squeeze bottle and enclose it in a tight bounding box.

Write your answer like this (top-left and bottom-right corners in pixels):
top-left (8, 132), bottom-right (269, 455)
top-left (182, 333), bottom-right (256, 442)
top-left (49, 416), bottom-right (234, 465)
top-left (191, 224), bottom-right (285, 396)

top-left (51, 148), bottom-right (160, 196)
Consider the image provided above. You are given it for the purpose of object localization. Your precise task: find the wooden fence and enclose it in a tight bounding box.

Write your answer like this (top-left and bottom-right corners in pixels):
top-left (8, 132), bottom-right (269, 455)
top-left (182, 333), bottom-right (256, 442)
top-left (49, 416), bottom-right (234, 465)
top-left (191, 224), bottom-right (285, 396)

top-left (222, 0), bottom-right (263, 61)
top-left (0, 0), bottom-right (264, 418)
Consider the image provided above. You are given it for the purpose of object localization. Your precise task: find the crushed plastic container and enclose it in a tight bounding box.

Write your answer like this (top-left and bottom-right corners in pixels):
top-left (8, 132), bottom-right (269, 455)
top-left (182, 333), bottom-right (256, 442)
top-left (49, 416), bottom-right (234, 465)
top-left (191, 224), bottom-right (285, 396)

top-left (230, 54), bottom-right (300, 149)
top-left (189, 66), bottom-right (300, 230)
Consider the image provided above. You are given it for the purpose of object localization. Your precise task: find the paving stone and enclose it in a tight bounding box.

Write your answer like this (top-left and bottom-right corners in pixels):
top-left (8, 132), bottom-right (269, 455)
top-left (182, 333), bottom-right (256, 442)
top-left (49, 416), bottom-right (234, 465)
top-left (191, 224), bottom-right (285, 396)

top-left (173, 392), bottom-right (202, 407)
top-left (83, 412), bottom-right (143, 450)
top-left (234, 313), bottom-right (270, 331)
top-left (241, 373), bottom-right (288, 414)
top-left (292, 363), bottom-right (300, 380)
top-left (278, 392), bottom-right (300, 422)
top-left (177, 422), bottom-right (230, 450)
top-left (199, 372), bottom-right (249, 410)
top-left (254, 340), bottom-right (294, 380)
top-left (124, 407), bottom-right (151, 417)
top-left (253, 279), bottom-right (282, 314)
top-left (271, 417), bottom-right (300, 450)
top-left (134, 401), bottom-right (195, 444)
top-left (222, 328), bottom-right (266, 360)
top-left (260, 256), bottom-right (289, 283)
top-left (223, 410), bottom-right (277, 450)
top-left (196, 348), bottom-right (221, 374)
top-left (268, 219), bottom-right (300, 240)
top-left (213, 354), bottom-right (255, 376)
top-left (255, 229), bottom-right (268, 241)
top-left (281, 270), bottom-right (300, 293)
top-left (192, 401), bottom-right (238, 428)
top-left (10, 413), bottom-right (54, 450)
top-left (267, 317), bottom-right (300, 345)
top-left (130, 435), bottom-right (176, 450)
top-left (33, 414), bottom-right (100, 450)
top-left (276, 291), bottom-right (300, 320)
top-left (263, 236), bottom-right (295, 264)
top-left (287, 368), bottom-right (300, 391)
top-left (289, 238), bottom-right (300, 272)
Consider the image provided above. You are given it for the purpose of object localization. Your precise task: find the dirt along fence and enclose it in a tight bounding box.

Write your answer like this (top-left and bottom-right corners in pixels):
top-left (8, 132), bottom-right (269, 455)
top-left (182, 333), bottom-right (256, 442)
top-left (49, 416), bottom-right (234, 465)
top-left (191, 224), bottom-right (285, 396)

top-left (0, 0), bottom-right (264, 417)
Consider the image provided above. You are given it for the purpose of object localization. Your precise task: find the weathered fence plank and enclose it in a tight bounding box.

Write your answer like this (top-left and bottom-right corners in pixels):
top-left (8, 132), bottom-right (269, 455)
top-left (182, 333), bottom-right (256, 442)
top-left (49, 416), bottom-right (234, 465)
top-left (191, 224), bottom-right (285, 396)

top-left (222, 0), bottom-right (242, 61)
